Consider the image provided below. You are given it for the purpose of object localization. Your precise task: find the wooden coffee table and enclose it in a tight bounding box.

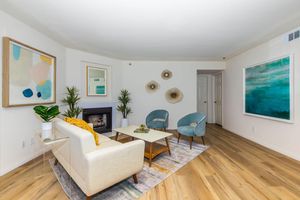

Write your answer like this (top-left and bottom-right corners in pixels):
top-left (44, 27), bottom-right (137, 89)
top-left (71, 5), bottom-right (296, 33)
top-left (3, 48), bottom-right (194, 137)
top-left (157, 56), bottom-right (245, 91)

top-left (113, 126), bottom-right (172, 167)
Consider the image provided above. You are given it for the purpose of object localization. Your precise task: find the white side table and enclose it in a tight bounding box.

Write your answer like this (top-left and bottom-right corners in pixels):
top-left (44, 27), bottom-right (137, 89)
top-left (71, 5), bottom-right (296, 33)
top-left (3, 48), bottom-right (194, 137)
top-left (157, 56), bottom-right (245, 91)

top-left (36, 129), bottom-right (70, 175)
top-left (35, 128), bottom-right (75, 197)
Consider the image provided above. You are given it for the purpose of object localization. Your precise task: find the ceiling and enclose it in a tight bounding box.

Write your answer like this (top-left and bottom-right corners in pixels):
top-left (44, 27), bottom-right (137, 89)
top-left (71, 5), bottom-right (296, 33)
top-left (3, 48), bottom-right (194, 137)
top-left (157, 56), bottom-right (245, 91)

top-left (1, 0), bottom-right (300, 61)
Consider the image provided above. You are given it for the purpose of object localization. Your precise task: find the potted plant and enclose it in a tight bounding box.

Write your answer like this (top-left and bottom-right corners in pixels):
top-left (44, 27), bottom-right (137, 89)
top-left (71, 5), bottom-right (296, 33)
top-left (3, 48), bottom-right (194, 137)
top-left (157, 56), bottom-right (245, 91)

top-left (33, 105), bottom-right (60, 139)
top-left (117, 89), bottom-right (132, 127)
top-left (62, 86), bottom-right (82, 118)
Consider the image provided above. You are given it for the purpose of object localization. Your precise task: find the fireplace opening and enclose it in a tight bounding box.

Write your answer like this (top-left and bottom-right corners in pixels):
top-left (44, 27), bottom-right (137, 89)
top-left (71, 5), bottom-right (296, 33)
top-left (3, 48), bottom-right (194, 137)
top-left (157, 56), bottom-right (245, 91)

top-left (82, 107), bottom-right (112, 133)
top-left (88, 114), bottom-right (107, 128)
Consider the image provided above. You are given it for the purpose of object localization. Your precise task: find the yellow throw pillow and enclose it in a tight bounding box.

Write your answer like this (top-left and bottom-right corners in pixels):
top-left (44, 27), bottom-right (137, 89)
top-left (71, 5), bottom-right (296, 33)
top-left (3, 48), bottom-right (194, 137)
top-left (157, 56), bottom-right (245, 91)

top-left (64, 117), bottom-right (99, 145)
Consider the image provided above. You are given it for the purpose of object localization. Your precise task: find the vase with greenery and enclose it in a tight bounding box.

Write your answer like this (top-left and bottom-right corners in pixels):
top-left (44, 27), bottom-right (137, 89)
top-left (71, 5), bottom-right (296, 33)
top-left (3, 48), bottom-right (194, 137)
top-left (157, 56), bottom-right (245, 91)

top-left (62, 86), bottom-right (82, 118)
top-left (117, 89), bottom-right (132, 127)
top-left (33, 105), bottom-right (60, 139)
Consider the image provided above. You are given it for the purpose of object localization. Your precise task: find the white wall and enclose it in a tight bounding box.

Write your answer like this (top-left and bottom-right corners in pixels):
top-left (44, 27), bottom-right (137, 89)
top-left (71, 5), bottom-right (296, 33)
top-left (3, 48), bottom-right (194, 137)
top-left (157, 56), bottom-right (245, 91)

top-left (65, 48), bottom-right (123, 103)
top-left (0, 11), bottom-right (66, 175)
top-left (224, 32), bottom-right (300, 160)
top-left (121, 61), bottom-right (225, 129)
top-left (64, 48), bottom-right (123, 127)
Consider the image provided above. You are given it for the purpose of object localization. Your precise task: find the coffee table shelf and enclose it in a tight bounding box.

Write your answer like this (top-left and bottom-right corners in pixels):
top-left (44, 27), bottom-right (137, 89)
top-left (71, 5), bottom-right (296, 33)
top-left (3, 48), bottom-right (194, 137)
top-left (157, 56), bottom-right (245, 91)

top-left (113, 126), bottom-right (172, 167)
top-left (144, 140), bottom-right (170, 158)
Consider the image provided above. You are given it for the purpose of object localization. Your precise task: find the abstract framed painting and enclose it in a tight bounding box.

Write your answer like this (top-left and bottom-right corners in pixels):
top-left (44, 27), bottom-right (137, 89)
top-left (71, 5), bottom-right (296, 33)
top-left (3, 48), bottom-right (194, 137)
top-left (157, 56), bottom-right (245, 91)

top-left (86, 65), bottom-right (107, 96)
top-left (2, 37), bottom-right (56, 107)
top-left (243, 55), bottom-right (293, 123)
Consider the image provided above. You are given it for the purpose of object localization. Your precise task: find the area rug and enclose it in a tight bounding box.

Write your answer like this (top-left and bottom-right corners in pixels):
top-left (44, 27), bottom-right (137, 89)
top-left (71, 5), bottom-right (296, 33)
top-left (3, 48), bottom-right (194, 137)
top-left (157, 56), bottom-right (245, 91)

top-left (49, 137), bottom-right (208, 200)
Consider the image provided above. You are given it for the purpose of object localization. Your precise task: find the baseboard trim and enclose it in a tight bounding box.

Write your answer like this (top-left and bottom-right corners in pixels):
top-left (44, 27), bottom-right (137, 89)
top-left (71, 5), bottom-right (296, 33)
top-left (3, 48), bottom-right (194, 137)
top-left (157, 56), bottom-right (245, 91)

top-left (222, 126), bottom-right (300, 161)
top-left (0, 150), bottom-right (43, 176)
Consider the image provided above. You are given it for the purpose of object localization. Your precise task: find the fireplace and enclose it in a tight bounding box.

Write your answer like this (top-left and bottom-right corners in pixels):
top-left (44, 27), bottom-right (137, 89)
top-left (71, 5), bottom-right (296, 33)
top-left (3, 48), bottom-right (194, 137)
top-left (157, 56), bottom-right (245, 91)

top-left (82, 107), bottom-right (112, 133)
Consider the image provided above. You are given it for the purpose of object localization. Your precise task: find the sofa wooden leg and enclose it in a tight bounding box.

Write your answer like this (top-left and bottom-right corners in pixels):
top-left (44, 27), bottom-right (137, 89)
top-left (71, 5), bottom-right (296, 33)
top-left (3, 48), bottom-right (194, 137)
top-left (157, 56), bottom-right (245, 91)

top-left (177, 133), bottom-right (181, 143)
top-left (86, 196), bottom-right (91, 200)
top-left (189, 137), bottom-right (193, 149)
top-left (133, 174), bottom-right (138, 184)
top-left (201, 136), bottom-right (205, 145)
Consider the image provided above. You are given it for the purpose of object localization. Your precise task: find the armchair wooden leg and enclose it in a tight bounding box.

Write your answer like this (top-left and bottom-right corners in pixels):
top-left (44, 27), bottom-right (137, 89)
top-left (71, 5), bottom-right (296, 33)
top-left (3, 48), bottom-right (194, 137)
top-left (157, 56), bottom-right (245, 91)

top-left (86, 196), bottom-right (91, 200)
top-left (177, 133), bottom-right (181, 143)
top-left (201, 136), bottom-right (205, 145)
top-left (133, 174), bottom-right (138, 184)
top-left (115, 132), bottom-right (119, 141)
top-left (189, 137), bottom-right (193, 149)
top-left (54, 158), bottom-right (58, 165)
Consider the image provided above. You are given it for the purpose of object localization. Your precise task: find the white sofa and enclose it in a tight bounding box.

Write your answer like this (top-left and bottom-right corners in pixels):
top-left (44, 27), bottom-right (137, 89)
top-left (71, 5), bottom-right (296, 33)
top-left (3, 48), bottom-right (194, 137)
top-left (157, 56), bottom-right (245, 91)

top-left (52, 118), bottom-right (145, 199)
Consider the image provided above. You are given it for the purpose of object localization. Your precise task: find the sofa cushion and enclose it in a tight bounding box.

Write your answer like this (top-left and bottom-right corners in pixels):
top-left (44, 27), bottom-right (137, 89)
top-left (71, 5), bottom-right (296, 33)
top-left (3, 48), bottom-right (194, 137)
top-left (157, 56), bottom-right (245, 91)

top-left (190, 122), bottom-right (198, 127)
top-left (96, 140), bottom-right (121, 150)
top-left (97, 134), bottom-right (111, 143)
top-left (177, 125), bottom-right (195, 136)
top-left (64, 117), bottom-right (99, 145)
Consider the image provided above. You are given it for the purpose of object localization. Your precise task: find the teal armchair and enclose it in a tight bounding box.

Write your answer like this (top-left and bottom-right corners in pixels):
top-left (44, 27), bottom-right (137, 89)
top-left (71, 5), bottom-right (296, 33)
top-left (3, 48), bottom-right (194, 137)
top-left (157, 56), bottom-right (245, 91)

top-left (177, 112), bottom-right (206, 149)
top-left (146, 110), bottom-right (169, 131)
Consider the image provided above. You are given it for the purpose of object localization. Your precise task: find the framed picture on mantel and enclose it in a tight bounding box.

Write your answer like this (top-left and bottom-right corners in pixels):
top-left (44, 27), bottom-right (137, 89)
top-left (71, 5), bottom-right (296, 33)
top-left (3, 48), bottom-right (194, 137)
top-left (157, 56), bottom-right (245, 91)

top-left (86, 65), bottom-right (107, 96)
top-left (2, 37), bottom-right (56, 107)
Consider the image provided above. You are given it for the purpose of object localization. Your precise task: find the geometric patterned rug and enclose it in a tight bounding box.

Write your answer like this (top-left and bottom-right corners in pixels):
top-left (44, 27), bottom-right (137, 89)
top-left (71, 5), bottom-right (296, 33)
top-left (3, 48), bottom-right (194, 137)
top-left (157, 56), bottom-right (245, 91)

top-left (49, 137), bottom-right (208, 200)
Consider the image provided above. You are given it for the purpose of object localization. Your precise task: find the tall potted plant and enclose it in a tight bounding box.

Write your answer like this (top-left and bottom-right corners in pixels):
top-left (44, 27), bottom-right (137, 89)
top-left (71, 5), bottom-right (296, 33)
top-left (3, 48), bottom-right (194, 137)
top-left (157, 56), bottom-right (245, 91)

top-left (33, 105), bottom-right (60, 139)
top-left (62, 86), bottom-right (82, 118)
top-left (117, 89), bottom-right (132, 127)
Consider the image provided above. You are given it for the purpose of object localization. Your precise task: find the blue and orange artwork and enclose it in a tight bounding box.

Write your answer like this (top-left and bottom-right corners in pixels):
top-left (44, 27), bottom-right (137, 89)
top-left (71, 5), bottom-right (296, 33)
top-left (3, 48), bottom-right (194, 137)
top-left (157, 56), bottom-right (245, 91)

top-left (36, 80), bottom-right (52, 100)
top-left (244, 56), bottom-right (291, 121)
top-left (9, 41), bottom-right (55, 105)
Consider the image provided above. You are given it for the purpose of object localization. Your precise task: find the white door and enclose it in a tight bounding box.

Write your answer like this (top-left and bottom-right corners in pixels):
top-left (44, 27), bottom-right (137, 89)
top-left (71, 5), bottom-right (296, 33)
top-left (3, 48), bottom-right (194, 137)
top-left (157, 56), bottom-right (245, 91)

top-left (214, 73), bottom-right (222, 125)
top-left (197, 75), bottom-right (208, 116)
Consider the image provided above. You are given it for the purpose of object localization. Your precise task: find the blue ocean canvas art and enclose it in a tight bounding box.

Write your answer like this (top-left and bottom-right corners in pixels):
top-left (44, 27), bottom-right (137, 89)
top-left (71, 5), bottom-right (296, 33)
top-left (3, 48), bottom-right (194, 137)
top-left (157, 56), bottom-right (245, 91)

top-left (244, 56), bottom-right (291, 121)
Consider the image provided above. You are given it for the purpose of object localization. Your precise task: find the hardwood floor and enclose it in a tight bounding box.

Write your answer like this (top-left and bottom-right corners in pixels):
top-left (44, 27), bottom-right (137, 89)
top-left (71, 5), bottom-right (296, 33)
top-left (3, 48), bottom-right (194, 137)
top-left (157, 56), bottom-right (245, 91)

top-left (0, 153), bottom-right (68, 200)
top-left (141, 125), bottom-right (300, 200)
top-left (1, 124), bottom-right (300, 200)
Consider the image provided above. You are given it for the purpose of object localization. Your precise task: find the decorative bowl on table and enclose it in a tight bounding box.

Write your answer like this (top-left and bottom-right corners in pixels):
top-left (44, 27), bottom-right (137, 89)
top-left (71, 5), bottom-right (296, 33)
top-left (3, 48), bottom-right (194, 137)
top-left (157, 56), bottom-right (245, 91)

top-left (134, 124), bottom-right (150, 133)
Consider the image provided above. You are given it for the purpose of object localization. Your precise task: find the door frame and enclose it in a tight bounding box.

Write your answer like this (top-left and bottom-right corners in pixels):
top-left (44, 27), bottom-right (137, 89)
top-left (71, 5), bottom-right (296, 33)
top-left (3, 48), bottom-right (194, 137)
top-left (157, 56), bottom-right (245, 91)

top-left (197, 74), bottom-right (209, 117)
top-left (196, 70), bottom-right (224, 125)
top-left (214, 72), bottom-right (223, 126)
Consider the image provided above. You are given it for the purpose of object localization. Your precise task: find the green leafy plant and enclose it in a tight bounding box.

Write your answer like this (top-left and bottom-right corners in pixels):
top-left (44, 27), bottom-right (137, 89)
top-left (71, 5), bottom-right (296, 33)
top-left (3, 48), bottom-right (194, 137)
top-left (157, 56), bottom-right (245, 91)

top-left (62, 86), bottom-right (82, 118)
top-left (33, 105), bottom-right (60, 122)
top-left (117, 89), bottom-right (132, 118)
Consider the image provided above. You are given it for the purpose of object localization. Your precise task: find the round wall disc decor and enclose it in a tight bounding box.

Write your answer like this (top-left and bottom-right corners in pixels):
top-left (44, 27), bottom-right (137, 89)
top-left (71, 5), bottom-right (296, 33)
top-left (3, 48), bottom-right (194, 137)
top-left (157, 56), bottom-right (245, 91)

top-left (145, 81), bottom-right (160, 93)
top-left (165, 88), bottom-right (183, 104)
top-left (161, 69), bottom-right (173, 80)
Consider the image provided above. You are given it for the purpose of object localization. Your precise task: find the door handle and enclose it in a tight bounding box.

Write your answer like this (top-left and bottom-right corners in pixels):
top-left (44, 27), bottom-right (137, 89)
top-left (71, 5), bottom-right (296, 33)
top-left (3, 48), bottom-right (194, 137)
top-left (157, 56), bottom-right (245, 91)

top-left (214, 101), bottom-right (217, 103)
top-left (204, 101), bottom-right (207, 103)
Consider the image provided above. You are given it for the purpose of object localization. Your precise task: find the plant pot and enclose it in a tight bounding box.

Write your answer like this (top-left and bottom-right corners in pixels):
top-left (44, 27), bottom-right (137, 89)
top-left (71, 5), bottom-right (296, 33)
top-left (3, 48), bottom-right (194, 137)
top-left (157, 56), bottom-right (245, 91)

top-left (41, 122), bottom-right (53, 140)
top-left (121, 118), bottom-right (128, 127)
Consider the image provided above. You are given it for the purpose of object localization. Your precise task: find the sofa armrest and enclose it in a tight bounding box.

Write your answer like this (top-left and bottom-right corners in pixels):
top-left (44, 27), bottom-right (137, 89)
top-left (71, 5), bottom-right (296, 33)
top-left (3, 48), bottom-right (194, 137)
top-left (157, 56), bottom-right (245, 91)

top-left (84, 140), bottom-right (145, 196)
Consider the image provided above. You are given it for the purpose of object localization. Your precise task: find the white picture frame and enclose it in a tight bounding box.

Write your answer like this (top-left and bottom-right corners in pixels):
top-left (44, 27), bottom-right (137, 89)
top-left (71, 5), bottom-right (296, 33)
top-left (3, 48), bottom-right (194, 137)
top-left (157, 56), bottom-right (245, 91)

top-left (86, 65), bottom-right (107, 96)
top-left (243, 55), bottom-right (294, 123)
